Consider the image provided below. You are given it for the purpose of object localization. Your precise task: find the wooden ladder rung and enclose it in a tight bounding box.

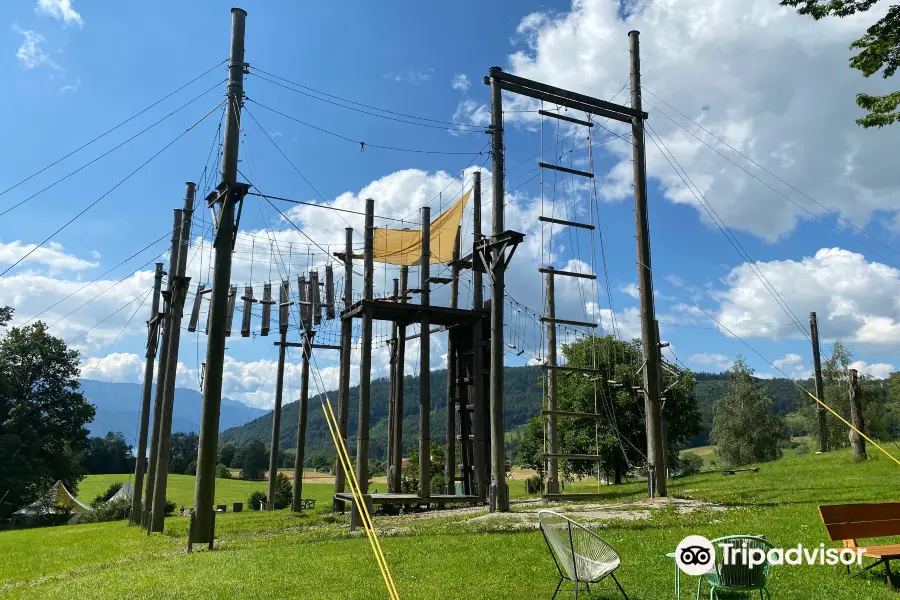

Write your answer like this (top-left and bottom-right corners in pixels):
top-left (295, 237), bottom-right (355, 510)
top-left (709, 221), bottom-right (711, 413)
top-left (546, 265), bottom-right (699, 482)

top-left (538, 216), bottom-right (595, 230)
top-left (538, 162), bottom-right (594, 179)
top-left (539, 317), bottom-right (597, 328)
top-left (538, 267), bottom-right (596, 280)
top-left (538, 110), bottom-right (593, 128)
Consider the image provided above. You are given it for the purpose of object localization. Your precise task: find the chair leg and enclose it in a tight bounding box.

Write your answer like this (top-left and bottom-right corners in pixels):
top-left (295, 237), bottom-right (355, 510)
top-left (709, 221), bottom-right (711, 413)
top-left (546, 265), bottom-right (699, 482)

top-left (550, 578), bottom-right (563, 600)
top-left (887, 559), bottom-right (894, 590)
top-left (611, 573), bottom-right (629, 600)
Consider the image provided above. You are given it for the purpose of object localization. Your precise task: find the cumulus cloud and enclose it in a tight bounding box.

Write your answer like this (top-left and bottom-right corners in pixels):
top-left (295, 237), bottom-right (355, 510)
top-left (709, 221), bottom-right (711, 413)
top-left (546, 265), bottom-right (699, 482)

top-left (386, 68), bottom-right (434, 84)
top-left (450, 100), bottom-right (490, 134)
top-left (850, 360), bottom-right (895, 380)
top-left (451, 74), bottom-right (471, 91)
top-left (501, 0), bottom-right (900, 240)
top-left (36, 0), bottom-right (83, 26)
top-left (81, 352), bottom-right (144, 383)
top-left (714, 248), bottom-right (900, 346)
top-left (689, 352), bottom-right (731, 372)
top-left (0, 240), bottom-right (97, 273)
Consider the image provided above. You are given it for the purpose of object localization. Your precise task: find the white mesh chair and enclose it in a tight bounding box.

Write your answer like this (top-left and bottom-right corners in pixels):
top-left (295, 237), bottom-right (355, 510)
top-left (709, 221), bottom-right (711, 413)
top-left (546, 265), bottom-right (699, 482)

top-left (538, 510), bottom-right (629, 599)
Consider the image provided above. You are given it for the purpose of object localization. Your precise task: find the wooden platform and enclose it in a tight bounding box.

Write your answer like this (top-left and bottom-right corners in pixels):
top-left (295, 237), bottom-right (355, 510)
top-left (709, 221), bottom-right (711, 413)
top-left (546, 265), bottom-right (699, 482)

top-left (341, 299), bottom-right (486, 327)
top-left (334, 492), bottom-right (481, 506)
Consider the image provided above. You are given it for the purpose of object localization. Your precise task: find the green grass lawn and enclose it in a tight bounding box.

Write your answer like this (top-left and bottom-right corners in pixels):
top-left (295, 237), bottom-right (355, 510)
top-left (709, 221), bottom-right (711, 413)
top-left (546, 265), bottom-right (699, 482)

top-left (5, 447), bottom-right (900, 599)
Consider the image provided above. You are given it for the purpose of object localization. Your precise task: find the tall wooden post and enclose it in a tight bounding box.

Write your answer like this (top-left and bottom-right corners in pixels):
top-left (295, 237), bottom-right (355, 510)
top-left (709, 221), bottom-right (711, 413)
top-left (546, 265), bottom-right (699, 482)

top-left (471, 171), bottom-right (488, 502)
top-left (629, 30), bottom-right (666, 498)
top-left (194, 8), bottom-right (247, 544)
top-left (292, 330), bottom-right (311, 510)
top-left (810, 311), bottom-right (829, 452)
top-left (150, 182), bottom-right (195, 532)
top-left (333, 228), bottom-right (353, 511)
top-left (387, 278), bottom-right (400, 491)
top-left (848, 368), bottom-right (867, 461)
top-left (131, 262), bottom-right (164, 524)
top-left (419, 206), bottom-right (432, 500)
top-left (545, 267), bottom-right (560, 494)
top-left (488, 67), bottom-right (509, 512)
top-left (390, 266), bottom-right (408, 494)
top-left (445, 230), bottom-right (460, 493)
top-left (267, 281), bottom-right (289, 510)
top-left (655, 319), bottom-right (669, 481)
top-left (143, 208), bottom-right (182, 529)
top-left (352, 199), bottom-right (374, 526)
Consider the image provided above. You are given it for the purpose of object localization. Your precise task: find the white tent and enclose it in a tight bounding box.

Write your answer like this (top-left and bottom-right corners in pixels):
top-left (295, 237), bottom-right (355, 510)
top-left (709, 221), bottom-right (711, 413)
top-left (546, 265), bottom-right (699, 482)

top-left (13, 480), bottom-right (92, 515)
top-left (108, 481), bottom-right (133, 502)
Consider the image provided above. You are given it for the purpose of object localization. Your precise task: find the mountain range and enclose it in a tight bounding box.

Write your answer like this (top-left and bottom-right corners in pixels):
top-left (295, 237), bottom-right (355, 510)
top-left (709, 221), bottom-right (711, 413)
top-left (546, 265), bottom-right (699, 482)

top-left (78, 380), bottom-right (267, 444)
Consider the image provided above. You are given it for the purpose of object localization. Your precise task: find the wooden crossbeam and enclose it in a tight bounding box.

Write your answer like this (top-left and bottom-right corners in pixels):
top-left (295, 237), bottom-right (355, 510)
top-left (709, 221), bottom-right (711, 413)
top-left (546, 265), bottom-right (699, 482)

top-left (539, 316), bottom-right (598, 328)
top-left (538, 162), bottom-right (594, 179)
top-left (542, 409), bottom-right (605, 420)
top-left (538, 216), bottom-right (595, 230)
top-left (538, 267), bottom-right (596, 280)
top-left (538, 109), bottom-right (593, 127)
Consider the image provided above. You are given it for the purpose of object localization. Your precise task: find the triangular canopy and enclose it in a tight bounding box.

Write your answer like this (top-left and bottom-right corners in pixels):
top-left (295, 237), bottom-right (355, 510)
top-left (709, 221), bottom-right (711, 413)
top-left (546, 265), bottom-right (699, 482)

top-left (372, 189), bottom-right (471, 266)
top-left (108, 481), bottom-right (133, 502)
top-left (13, 480), bottom-right (92, 515)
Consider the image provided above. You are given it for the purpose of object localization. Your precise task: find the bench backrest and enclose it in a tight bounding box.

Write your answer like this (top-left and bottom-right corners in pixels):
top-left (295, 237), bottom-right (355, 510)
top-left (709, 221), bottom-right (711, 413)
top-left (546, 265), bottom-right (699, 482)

top-left (819, 503), bottom-right (900, 542)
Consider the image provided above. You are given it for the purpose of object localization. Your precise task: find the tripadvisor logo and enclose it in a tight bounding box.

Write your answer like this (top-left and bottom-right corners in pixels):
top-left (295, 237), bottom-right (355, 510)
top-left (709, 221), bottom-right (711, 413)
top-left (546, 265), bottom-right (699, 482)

top-left (675, 535), bottom-right (866, 574)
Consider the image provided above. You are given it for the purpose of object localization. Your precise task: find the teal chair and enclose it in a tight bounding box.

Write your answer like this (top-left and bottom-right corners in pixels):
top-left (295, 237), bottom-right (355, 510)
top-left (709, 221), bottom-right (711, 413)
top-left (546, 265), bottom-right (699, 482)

top-left (697, 536), bottom-right (774, 599)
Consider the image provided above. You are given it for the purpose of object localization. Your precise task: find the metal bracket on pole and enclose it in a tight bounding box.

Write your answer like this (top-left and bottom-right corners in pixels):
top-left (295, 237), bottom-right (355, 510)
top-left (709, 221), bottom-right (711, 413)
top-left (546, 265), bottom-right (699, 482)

top-left (208, 182), bottom-right (250, 249)
top-left (473, 230), bottom-right (525, 286)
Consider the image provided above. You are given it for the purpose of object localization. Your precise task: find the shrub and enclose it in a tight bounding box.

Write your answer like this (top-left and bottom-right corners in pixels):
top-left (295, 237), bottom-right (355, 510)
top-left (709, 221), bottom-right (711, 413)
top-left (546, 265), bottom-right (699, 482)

top-left (165, 499), bottom-right (177, 516)
top-left (248, 490), bottom-right (267, 511)
top-left (273, 473), bottom-right (293, 509)
top-left (185, 460), bottom-right (197, 476)
top-left (90, 482), bottom-right (123, 508)
top-left (525, 474), bottom-right (543, 494)
top-left (795, 442), bottom-right (809, 457)
top-left (71, 498), bottom-right (131, 524)
top-left (677, 452), bottom-right (704, 476)
top-left (216, 464), bottom-right (231, 479)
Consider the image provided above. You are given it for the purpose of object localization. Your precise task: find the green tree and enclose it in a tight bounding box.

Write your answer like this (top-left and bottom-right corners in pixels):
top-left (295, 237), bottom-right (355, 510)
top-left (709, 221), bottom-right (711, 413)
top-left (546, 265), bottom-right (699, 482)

top-left (711, 358), bottom-right (791, 468)
top-left (0, 311), bottom-right (95, 518)
top-left (82, 432), bottom-right (132, 474)
top-left (781, 0), bottom-right (900, 127)
top-left (401, 443), bottom-right (446, 494)
top-left (168, 431), bottom-right (199, 475)
top-left (241, 440), bottom-right (268, 480)
top-left (217, 442), bottom-right (236, 468)
top-left (516, 335), bottom-right (701, 484)
top-left (310, 452), bottom-right (333, 473)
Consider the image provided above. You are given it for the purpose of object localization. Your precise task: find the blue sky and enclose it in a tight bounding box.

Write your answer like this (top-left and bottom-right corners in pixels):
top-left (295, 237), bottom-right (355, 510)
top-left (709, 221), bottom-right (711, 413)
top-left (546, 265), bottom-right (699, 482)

top-left (3, 0), bottom-right (900, 408)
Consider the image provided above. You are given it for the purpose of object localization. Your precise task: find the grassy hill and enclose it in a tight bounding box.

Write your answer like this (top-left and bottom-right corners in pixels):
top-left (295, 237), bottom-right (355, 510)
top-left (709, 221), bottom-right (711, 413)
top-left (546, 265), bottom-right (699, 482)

top-left (4, 448), bottom-right (900, 598)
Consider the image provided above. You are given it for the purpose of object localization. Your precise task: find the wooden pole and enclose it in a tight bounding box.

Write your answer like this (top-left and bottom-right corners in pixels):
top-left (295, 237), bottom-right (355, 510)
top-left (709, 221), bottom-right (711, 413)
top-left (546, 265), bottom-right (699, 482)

top-left (419, 206), bottom-right (432, 500)
top-left (390, 266), bottom-right (408, 494)
top-left (545, 267), bottom-right (560, 494)
top-left (848, 368), bottom-right (867, 461)
top-left (267, 283), bottom-right (289, 511)
top-left (194, 7), bottom-right (246, 544)
top-left (333, 228), bottom-right (353, 511)
top-left (387, 278), bottom-right (399, 489)
top-left (352, 199), bottom-right (374, 526)
top-left (471, 171), bottom-right (487, 503)
top-left (150, 183), bottom-right (195, 532)
top-left (131, 262), bottom-right (164, 524)
top-left (292, 330), bottom-right (311, 510)
top-left (445, 230), bottom-right (460, 493)
top-left (629, 30), bottom-right (666, 498)
top-left (487, 68), bottom-right (510, 512)
top-left (810, 311), bottom-right (829, 452)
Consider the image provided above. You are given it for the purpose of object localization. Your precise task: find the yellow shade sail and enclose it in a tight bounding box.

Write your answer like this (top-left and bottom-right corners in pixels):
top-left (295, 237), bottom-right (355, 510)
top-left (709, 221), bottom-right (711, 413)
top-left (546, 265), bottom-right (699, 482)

top-left (372, 189), bottom-right (471, 266)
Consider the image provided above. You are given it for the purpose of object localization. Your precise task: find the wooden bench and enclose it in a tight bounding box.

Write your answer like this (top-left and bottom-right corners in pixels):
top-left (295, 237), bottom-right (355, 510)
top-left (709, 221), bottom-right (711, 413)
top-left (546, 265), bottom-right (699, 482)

top-left (819, 502), bottom-right (900, 588)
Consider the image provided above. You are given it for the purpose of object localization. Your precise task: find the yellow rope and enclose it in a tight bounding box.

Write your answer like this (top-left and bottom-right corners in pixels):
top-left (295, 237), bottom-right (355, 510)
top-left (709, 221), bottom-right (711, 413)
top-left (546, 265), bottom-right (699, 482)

top-left (802, 388), bottom-right (900, 467)
top-left (320, 397), bottom-right (400, 600)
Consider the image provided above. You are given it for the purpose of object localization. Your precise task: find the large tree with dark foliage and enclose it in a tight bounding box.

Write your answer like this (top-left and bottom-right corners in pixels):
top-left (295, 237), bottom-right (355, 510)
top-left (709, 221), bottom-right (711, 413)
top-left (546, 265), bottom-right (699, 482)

top-left (0, 309), bottom-right (95, 518)
top-left (83, 431), bottom-right (133, 474)
top-left (169, 431), bottom-right (199, 475)
top-left (516, 335), bottom-right (701, 484)
top-left (241, 440), bottom-right (268, 481)
top-left (781, 0), bottom-right (900, 127)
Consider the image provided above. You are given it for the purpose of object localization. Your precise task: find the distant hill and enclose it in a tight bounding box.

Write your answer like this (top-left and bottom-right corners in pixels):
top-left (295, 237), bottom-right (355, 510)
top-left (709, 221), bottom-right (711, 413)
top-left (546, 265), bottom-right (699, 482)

top-left (79, 380), bottom-right (267, 444)
top-left (219, 366), bottom-right (545, 459)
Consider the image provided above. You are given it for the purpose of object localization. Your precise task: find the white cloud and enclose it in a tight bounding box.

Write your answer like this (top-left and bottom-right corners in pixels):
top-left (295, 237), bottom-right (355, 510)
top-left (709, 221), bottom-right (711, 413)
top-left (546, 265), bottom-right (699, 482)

top-left (715, 248), bottom-right (900, 347)
top-left (450, 100), bottom-right (490, 134)
top-left (386, 68), bottom-right (434, 84)
top-left (451, 74), bottom-right (471, 91)
top-left (850, 360), bottom-right (895, 380)
top-left (0, 240), bottom-right (97, 272)
top-left (36, 0), bottom-right (83, 27)
top-left (81, 352), bottom-right (144, 383)
top-left (60, 76), bottom-right (80, 93)
top-left (502, 0), bottom-right (900, 240)
top-left (621, 283), bottom-right (639, 299)
top-left (689, 352), bottom-right (731, 372)
top-left (14, 28), bottom-right (61, 71)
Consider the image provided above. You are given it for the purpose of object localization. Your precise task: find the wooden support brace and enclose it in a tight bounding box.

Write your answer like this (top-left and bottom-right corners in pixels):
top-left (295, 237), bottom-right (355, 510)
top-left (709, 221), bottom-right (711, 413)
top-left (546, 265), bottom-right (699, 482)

top-left (538, 216), bottom-right (595, 230)
top-left (538, 109), bottom-right (593, 127)
top-left (539, 316), bottom-right (598, 328)
top-left (538, 162), bottom-right (594, 179)
top-left (538, 267), bottom-right (596, 280)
